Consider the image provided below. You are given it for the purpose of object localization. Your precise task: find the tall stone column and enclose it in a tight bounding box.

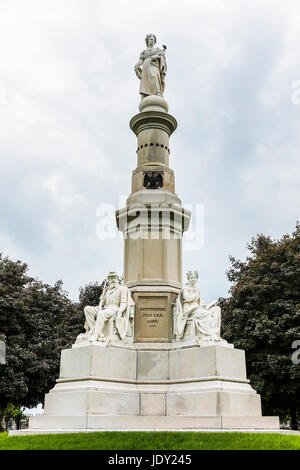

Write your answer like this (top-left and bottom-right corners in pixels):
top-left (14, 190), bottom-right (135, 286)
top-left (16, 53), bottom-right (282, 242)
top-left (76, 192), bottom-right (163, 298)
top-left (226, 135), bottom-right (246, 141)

top-left (116, 96), bottom-right (191, 342)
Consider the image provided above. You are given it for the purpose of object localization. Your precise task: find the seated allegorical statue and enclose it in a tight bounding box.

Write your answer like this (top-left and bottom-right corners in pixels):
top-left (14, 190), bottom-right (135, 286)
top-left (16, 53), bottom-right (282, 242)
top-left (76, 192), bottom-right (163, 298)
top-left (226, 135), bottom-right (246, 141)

top-left (75, 270), bottom-right (135, 344)
top-left (174, 270), bottom-right (224, 344)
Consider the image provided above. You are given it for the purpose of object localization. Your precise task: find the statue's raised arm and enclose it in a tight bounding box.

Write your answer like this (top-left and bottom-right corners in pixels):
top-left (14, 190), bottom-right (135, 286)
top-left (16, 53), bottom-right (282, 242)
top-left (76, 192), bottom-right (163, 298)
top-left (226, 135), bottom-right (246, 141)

top-left (135, 34), bottom-right (167, 101)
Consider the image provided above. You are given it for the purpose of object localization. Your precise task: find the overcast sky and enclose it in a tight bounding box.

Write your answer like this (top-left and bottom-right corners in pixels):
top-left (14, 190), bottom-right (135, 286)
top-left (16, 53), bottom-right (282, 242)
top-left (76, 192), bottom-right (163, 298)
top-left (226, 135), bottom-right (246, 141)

top-left (0, 0), bottom-right (299, 301)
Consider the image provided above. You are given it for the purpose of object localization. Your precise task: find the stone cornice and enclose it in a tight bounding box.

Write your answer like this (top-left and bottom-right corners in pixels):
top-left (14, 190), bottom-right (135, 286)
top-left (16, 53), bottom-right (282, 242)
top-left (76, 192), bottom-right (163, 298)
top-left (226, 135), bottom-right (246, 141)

top-left (130, 111), bottom-right (177, 136)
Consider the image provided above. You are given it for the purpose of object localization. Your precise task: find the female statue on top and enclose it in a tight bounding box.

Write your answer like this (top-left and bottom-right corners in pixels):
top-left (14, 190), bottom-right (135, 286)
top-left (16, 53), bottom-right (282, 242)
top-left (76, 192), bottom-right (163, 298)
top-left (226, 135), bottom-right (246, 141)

top-left (134, 34), bottom-right (167, 100)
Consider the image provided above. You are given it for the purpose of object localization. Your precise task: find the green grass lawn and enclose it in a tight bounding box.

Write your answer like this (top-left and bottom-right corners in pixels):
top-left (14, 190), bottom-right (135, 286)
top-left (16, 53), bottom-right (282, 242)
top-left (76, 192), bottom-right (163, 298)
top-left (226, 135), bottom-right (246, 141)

top-left (0, 431), bottom-right (299, 450)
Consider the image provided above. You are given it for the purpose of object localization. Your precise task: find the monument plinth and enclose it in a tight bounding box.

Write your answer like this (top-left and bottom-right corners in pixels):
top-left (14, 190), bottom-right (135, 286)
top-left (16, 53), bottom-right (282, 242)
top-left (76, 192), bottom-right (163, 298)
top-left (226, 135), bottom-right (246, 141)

top-left (11, 34), bottom-right (279, 434)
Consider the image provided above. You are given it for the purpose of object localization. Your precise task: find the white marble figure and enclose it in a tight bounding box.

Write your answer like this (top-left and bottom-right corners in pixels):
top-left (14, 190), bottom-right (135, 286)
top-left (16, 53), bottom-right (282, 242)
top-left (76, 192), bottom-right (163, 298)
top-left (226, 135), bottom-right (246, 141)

top-left (175, 270), bottom-right (223, 343)
top-left (134, 34), bottom-right (167, 100)
top-left (75, 271), bottom-right (134, 344)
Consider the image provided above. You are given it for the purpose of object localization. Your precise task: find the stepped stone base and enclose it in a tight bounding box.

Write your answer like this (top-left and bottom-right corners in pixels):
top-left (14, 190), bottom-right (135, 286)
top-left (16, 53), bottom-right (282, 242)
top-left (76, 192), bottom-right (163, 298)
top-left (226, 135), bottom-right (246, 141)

top-left (18, 342), bottom-right (279, 433)
top-left (25, 414), bottom-right (279, 431)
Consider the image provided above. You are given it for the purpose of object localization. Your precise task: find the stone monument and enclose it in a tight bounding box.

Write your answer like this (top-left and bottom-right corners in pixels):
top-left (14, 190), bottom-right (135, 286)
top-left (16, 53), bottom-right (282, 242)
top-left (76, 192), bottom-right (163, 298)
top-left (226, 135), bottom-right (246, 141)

top-left (16, 35), bottom-right (279, 433)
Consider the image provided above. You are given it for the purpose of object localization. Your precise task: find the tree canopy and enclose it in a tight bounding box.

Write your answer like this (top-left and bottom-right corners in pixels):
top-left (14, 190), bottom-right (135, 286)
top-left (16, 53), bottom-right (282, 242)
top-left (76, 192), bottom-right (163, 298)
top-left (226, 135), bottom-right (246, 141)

top-left (220, 223), bottom-right (300, 429)
top-left (0, 253), bottom-right (103, 418)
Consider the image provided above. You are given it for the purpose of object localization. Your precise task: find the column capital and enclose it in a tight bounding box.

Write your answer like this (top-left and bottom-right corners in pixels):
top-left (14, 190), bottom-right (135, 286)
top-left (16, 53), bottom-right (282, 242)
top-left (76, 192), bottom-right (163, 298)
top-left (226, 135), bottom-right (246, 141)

top-left (130, 111), bottom-right (177, 137)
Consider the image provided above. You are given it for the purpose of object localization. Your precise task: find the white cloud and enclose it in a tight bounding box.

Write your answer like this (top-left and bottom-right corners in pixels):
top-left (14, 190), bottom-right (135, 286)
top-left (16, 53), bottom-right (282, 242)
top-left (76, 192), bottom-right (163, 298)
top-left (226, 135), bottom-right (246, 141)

top-left (0, 0), bottom-right (300, 300)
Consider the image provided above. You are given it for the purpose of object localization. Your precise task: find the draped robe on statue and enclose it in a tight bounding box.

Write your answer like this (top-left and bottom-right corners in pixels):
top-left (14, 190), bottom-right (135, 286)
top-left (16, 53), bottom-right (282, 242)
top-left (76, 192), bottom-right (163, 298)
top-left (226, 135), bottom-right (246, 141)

top-left (139, 47), bottom-right (167, 96)
top-left (175, 285), bottom-right (221, 342)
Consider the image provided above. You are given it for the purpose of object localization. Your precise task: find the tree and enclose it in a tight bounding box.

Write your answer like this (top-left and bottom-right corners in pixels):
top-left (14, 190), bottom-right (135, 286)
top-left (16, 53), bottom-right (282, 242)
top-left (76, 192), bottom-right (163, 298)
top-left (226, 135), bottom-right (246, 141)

top-left (0, 254), bottom-right (79, 413)
top-left (220, 224), bottom-right (300, 429)
top-left (77, 281), bottom-right (104, 312)
top-left (0, 253), bottom-right (105, 423)
top-left (0, 403), bottom-right (22, 432)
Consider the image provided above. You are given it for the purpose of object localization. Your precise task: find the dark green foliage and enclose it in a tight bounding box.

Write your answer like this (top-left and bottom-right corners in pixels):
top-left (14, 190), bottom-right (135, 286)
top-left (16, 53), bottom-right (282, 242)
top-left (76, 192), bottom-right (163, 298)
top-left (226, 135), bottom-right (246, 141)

top-left (0, 254), bottom-right (76, 411)
top-left (0, 253), bottom-right (104, 416)
top-left (78, 281), bottom-right (104, 312)
top-left (220, 223), bottom-right (300, 429)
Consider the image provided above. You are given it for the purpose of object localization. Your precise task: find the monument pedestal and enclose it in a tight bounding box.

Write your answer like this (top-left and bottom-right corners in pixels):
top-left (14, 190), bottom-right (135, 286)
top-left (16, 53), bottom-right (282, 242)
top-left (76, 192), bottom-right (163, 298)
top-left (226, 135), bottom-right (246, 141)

top-left (25, 342), bottom-right (279, 431)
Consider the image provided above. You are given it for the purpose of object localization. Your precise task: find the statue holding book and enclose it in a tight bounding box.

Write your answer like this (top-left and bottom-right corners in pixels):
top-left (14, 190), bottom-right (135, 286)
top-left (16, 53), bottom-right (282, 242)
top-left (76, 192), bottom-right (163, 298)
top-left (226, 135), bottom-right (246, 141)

top-left (175, 270), bottom-right (223, 343)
